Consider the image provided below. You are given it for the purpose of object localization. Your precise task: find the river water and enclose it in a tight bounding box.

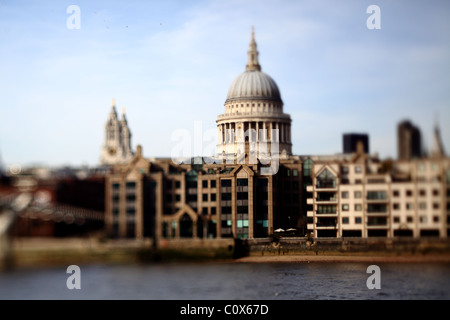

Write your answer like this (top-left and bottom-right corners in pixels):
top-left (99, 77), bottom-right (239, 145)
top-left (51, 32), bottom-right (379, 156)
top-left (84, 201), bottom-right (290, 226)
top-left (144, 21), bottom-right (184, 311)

top-left (0, 262), bottom-right (449, 300)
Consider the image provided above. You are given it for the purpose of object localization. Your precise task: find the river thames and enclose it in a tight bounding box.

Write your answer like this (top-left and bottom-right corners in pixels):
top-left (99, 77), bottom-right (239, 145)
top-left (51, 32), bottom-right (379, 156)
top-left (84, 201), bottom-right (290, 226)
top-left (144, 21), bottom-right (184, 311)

top-left (0, 261), bottom-right (449, 300)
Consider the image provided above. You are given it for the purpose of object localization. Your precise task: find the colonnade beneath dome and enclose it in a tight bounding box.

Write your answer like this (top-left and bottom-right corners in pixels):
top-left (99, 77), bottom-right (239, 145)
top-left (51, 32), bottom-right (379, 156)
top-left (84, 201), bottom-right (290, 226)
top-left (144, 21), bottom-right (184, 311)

top-left (218, 121), bottom-right (291, 145)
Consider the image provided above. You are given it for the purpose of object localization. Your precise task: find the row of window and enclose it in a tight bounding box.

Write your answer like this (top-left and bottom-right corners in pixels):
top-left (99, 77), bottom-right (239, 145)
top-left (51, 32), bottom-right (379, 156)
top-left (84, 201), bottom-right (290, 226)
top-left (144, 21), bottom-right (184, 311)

top-left (393, 202), bottom-right (441, 210)
top-left (339, 189), bottom-right (442, 199)
top-left (393, 189), bottom-right (440, 197)
top-left (320, 202), bottom-right (442, 212)
top-left (341, 166), bottom-right (363, 174)
top-left (227, 103), bottom-right (279, 110)
top-left (339, 215), bottom-right (441, 224)
top-left (113, 182), bottom-right (136, 190)
top-left (165, 179), bottom-right (219, 189)
top-left (340, 163), bottom-right (442, 175)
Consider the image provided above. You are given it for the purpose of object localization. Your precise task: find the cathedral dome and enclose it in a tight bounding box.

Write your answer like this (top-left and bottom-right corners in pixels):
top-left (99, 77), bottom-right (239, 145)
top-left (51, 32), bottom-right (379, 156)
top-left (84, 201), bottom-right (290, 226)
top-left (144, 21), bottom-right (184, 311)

top-left (225, 28), bottom-right (282, 104)
top-left (226, 70), bottom-right (281, 103)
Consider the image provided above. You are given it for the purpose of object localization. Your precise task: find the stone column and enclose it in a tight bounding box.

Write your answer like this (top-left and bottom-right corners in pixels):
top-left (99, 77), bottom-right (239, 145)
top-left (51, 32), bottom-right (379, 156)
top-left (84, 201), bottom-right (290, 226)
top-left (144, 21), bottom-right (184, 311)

top-left (263, 122), bottom-right (266, 141)
top-left (221, 124), bottom-right (224, 143)
top-left (256, 122), bottom-right (259, 141)
top-left (276, 123), bottom-right (280, 142)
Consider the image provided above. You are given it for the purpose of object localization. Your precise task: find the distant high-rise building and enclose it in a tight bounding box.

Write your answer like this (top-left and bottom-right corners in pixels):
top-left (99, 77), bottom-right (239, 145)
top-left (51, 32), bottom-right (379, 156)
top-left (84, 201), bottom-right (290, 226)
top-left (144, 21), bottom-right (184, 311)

top-left (343, 133), bottom-right (369, 154)
top-left (430, 121), bottom-right (446, 158)
top-left (100, 99), bottom-right (134, 165)
top-left (397, 120), bottom-right (422, 160)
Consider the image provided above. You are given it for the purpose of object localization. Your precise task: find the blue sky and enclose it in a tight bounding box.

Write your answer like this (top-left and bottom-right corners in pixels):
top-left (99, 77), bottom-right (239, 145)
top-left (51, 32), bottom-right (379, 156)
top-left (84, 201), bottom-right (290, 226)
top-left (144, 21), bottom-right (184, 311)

top-left (0, 0), bottom-right (449, 168)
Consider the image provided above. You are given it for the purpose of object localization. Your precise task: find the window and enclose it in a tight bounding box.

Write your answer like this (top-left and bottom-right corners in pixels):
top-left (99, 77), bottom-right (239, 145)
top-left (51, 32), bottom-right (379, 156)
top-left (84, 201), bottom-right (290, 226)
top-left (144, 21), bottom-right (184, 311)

top-left (393, 203), bottom-right (400, 210)
top-left (433, 216), bottom-right (439, 223)
top-left (393, 190), bottom-right (399, 197)
top-left (221, 193), bottom-right (232, 201)
top-left (202, 180), bottom-right (208, 188)
top-left (112, 183), bottom-right (120, 190)
top-left (126, 181), bottom-right (136, 188)
top-left (341, 166), bottom-right (349, 174)
top-left (175, 181), bottom-right (181, 188)
top-left (175, 194), bottom-right (181, 202)
top-left (293, 169), bottom-right (298, 177)
top-left (355, 204), bottom-right (362, 211)
top-left (367, 191), bottom-right (387, 200)
top-left (237, 220), bottom-right (249, 228)
top-left (317, 205), bottom-right (336, 214)
top-left (341, 191), bottom-right (349, 199)
top-left (221, 179), bottom-right (232, 187)
top-left (420, 216), bottom-right (427, 223)
top-left (355, 166), bottom-right (362, 173)
top-left (211, 194), bottom-right (216, 201)
top-left (202, 207), bottom-right (208, 215)
top-left (419, 189), bottom-right (426, 196)
top-left (393, 216), bottom-right (400, 223)
top-left (355, 217), bottom-right (362, 224)
top-left (419, 203), bottom-right (426, 210)
top-left (317, 168), bottom-right (336, 188)
top-left (342, 217), bottom-right (349, 224)
top-left (303, 158), bottom-right (314, 177)
top-left (126, 194), bottom-right (136, 202)
top-left (237, 192), bottom-right (248, 200)
top-left (367, 217), bottom-right (387, 226)
top-left (354, 191), bottom-right (362, 199)
top-left (166, 180), bottom-right (173, 189)
top-left (432, 189), bottom-right (439, 196)
top-left (237, 179), bottom-right (248, 186)
top-left (407, 216), bottom-right (413, 223)
top-left (211, 207), bottom-right (216, 215)
top-left (418, 163), bottom-right (425, 172)
top-left (433, 203), bottom-right (440, 209)
top-left (367, 204), bottom-right (387, 213)
top-left (202, 194), bottom-right (208, 202)
top-left (355, 179), bottom-right (362, 184)
top-left (406, 203), bottom-right (414, 210)
top-left (211, 180), bottom-right (216, 188)
top-left (342, 204), bottom-right (349, 211)
top-left (432, 163), bottom-right (438, 171)
top-left (406, 190), bottom-right (413, 197)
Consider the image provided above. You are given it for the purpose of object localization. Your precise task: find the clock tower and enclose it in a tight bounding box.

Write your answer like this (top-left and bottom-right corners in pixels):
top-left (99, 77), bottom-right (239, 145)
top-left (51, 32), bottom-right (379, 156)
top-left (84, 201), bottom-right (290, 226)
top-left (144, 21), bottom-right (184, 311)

top-left (100, 99), bottom-right (134, 165)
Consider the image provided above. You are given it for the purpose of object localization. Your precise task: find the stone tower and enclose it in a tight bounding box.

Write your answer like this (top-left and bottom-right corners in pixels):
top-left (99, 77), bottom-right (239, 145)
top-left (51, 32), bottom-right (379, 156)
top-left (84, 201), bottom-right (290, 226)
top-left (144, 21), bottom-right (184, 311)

top-left (100, 99), bottom-right (134, 165)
